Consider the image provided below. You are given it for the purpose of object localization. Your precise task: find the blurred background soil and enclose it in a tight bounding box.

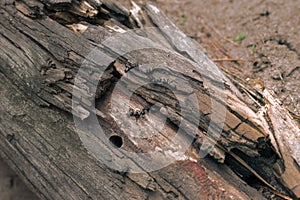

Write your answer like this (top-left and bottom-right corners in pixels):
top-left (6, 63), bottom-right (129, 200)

top-left (1, 0), bottom-right (299, 199)
top-left (152, 0), bottom-right (300, 118)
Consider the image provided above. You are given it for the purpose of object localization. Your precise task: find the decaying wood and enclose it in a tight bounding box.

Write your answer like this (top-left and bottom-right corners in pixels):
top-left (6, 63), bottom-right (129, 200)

top-left (0, 0), bottom-right (299, 199)
top-left (262, 89), bottom-right (300, 196)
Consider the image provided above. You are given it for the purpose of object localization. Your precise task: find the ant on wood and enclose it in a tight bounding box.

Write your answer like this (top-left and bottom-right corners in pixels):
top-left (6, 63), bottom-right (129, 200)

top-left (128, 107), bottom-right (150, 121)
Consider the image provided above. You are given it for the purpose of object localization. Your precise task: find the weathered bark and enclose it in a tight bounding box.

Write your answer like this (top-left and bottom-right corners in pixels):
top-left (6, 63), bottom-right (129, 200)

top-left (0, 0), bottom-right (299, 200)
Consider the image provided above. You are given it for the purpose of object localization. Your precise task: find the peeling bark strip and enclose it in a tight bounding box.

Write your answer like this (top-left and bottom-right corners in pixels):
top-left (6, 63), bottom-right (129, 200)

top-left (0, 0), bottom-right (298, 199)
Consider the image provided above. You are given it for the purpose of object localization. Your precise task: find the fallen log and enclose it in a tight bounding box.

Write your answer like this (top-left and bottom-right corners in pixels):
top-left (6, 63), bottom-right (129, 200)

top-left (0, 0), bottom-right (299, 199)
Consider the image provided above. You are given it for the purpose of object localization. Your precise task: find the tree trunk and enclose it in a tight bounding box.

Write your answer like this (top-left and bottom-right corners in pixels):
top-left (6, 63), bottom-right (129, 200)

top-left (0, 0), bottom-right (299, 199)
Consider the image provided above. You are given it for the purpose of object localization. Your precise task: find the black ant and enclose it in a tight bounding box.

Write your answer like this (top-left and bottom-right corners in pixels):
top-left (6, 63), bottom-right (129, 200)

top-left (134, 111), bottom-right (141, 121)
top-left (6, 133), bottom-right (16, 144)
top-left (142, 107), bottom-right (150, 113)
top-left (128, 107), bottom-right (150, 121)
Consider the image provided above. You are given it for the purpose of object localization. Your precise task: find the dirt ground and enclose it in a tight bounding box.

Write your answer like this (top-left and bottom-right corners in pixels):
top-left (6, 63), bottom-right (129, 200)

top-left (1, 0), bottom-right (299, 199)
top-left (153, 0), bottom-right (300, 118)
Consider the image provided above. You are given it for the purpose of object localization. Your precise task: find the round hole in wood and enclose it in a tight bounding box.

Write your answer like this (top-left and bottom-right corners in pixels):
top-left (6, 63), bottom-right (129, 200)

top-left (109, 135), bottom-right (123, 148)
